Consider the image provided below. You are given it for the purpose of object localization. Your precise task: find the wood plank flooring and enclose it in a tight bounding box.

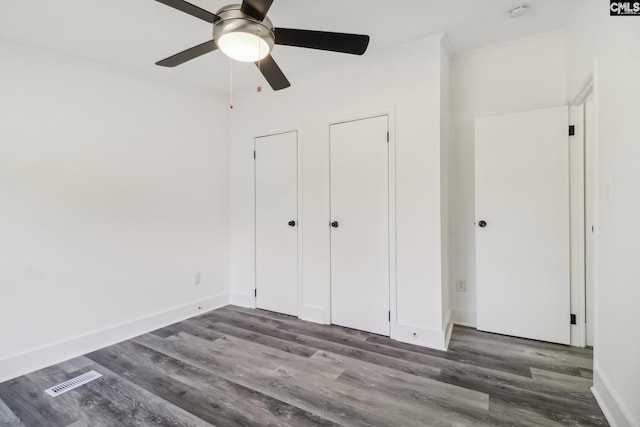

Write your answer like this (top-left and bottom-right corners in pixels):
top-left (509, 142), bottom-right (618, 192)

top-left (0, 305), bottom-right (608, 426)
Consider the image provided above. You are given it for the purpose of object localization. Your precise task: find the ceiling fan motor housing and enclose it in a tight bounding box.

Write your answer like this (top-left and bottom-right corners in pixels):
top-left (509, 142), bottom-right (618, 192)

top-left (213, 4), bottom-right (275, 52)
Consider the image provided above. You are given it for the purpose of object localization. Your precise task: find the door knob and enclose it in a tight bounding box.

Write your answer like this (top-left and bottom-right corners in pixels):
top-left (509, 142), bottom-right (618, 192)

top-left (478, 220), bottom-right (487, 228)
top-left (331, 221), bottom-right (339, 228)
top-left (288, 220), bottom-right (296, 227)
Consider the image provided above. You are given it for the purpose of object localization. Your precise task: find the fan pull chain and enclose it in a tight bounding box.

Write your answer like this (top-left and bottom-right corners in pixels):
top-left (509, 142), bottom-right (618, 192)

top-left (256, 28), bottom-right (263, 93)
top-left (229, 58), bottom-right (234, 109)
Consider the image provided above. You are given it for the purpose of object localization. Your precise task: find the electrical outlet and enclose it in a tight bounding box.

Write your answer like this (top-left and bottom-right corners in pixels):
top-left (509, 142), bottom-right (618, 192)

top-left (194, 272), bottom-right (201, 286)
top-left (456, 279), bottom-right (467, 292)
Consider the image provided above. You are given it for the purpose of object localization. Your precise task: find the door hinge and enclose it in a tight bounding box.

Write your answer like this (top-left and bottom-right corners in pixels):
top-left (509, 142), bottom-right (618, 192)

top-left (570, 314), bottom-right (577, 325)
top-left (386, 131), bottom-right (390, 143)
top-left (569, 125), bottom-right (575, 136)
top-left (254, 289), bottom-right (257, 297)
top-left (253, 150), bottom-right (256, 159)
top-left (388, 311), bottom-right (391, 322)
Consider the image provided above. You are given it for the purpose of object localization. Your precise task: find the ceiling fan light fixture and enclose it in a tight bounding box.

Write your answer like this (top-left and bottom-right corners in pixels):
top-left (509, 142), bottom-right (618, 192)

top-left (218, 31), bottom-right (271, 62)
top-left (213, 4), bottom-right (275, 63)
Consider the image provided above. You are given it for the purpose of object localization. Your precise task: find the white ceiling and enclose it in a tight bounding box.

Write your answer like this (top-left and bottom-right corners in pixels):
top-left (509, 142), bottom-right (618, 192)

top-left (0, 0), bottom-right (580, 91)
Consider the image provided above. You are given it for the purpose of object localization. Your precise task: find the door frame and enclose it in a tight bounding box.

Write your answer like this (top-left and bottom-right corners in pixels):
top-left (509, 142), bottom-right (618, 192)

top-left (327, 107), bottom-right (397, 335)
top-left (253, 129), bottom-right (303, 317)
top-left (569, 75), bottom-right (595, 347)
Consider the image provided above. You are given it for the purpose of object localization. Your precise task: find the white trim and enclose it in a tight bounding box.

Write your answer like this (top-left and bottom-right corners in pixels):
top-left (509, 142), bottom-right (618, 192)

top-left (571, 74), bottom-right (594, 106)
top-left (592, 369), bottom-right (636, 427)
top-left (297, 130), bottom-right (305, 322)
top-left (393, 322), bottom-right (449, 351)
top-left (0, 293), bottom-right (229, 383)
top-left (591, 62), bottom-right (600, 353)
top-left (327, 107), bottom-right (397, 338)
top-left (443, 309), bottom-right (453, 350)
top-left (452, 308), bottom-right (477, 327)
top-left (324, 118), bottom-right (333, 325)
top-left (388, 110), bottom-right (398, 341)
top-left (253, 129), bottom-right (303, 318)
top-left (583, 92), bottom-right (597, 348)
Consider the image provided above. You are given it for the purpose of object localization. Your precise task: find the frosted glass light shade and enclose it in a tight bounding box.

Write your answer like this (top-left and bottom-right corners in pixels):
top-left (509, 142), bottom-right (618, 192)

top-left (218, 32), bottom-right (271, 62)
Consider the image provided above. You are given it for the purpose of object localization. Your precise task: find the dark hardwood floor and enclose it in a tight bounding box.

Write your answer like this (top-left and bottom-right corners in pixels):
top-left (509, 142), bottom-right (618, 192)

top-left (0, 305), bottom-right (607, 426)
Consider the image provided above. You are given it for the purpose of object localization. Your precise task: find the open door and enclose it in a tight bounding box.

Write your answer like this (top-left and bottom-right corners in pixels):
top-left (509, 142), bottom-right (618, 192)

top-left (255, 131), bottom-right (298, 316)
top-left (475, 106), bottom-right (571, 345)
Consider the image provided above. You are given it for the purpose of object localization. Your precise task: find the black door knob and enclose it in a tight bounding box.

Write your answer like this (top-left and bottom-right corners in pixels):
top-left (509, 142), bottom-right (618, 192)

top-left (288, 220), bottom-right (296, 227)
top-left (331, 221), bottom-right (339, 228)
top-left (478, 220), bottom-right (487, 228)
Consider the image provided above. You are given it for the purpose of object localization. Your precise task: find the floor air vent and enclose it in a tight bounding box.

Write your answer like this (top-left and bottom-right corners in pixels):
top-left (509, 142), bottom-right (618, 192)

top-left (45, 370), bottom-right (102, 397)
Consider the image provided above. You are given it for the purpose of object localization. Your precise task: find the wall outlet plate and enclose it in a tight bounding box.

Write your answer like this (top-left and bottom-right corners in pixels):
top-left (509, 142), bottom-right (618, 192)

top-left (194, 272), bottom-right (201, 285)
top-left (456, 279), bottom-right (467, 292)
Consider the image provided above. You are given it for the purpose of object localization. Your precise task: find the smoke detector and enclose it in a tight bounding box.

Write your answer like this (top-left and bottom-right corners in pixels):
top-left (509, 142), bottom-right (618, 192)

top-left (508, 4), bottom-right (531, 18)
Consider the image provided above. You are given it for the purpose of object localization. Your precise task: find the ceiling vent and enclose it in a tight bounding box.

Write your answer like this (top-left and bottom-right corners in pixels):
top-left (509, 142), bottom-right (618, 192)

top-left (508, 4), bottom-right (531, 18)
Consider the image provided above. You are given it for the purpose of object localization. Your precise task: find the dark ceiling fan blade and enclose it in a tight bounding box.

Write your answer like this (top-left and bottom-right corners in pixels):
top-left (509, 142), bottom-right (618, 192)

top-left (274, 28), bottom-right (370, 55)
top-left (155, 0), bottom-right (219, 23)
top-left (156, 40), bottom-right (218, 67)
top-left (241, 0), bottom-right (274, 21)
top-left (255, 55), bottom-right (290, 91)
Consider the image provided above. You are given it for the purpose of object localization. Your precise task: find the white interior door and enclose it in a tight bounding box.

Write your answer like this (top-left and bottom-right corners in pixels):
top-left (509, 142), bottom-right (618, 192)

top-left (255, 131), bottom-right (298, 316)
top-left (475, 106), bottom-right (571, 345)
top-left (330, 115), bottom-right (389, 336)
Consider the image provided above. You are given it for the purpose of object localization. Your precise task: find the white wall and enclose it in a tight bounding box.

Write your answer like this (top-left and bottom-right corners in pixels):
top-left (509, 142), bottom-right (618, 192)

top-left (449, 31), bottom-right (568, 326)
top-left (229, 35), bottom-right (451, 349)
top-left (0, 41), bottom-right (230, 381)
top-left (566, 2), bottom-right (640, 425)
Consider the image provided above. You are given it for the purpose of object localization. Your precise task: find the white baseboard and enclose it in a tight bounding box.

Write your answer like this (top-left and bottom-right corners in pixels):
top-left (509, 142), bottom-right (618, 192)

top-left (390, 310), bottom-right (453, 351)
top-left (299, 305), bottom-right (328, 325)
top-left (0, 293), bottom-right (229, 383)
top-left (443, 310), bottom-right (453, 350)
top-left (392, 321), bottom-right (449, 351)
top-left (592, 368), bottom-right (637, 427)
top-left (452, 308), bottom-right (477, 327)
top-left (229, 290), bottom-right (255, 308)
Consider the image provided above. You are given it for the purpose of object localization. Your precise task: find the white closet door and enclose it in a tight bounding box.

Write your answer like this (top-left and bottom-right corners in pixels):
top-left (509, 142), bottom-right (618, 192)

top-left (475, 106), bottom-right (570, 345)
top-left (255, 131), bottom-right (298, 316)
top-left (330, 115), bottom-right (389, 336)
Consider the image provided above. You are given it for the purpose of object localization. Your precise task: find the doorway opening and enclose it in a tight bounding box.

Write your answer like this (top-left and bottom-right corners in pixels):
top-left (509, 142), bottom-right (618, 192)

top-left (569, 77), bottom-right (596, 348)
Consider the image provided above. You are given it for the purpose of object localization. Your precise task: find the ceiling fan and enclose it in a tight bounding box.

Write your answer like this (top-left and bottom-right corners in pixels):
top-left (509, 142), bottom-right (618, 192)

top-left (154, 0), bottom-right (371, 90)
